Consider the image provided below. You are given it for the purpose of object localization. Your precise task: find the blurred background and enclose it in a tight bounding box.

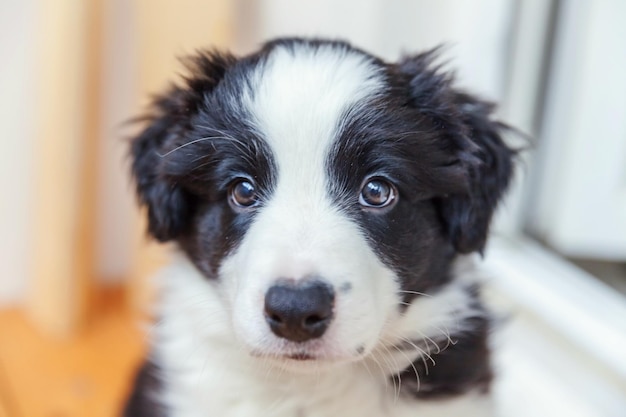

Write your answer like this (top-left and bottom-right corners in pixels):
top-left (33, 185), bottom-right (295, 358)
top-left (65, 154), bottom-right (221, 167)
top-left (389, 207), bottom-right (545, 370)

top-left (0, 0), bottom-right (624, 416)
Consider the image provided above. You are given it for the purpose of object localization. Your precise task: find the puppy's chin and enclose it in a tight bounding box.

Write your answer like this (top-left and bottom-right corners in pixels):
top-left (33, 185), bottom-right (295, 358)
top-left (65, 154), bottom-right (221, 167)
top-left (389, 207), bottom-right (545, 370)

top-left (251, 353), bottom-right (351, 374)
top-left (248, 346), bottom-right (367, 374)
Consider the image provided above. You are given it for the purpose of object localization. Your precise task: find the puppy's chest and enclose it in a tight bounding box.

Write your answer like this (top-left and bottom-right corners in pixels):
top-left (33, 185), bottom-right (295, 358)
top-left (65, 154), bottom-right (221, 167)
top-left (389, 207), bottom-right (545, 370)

top-left (162, 352), bottom-right (491, 417)
top-left (165, 358), bottom-right (388, 417)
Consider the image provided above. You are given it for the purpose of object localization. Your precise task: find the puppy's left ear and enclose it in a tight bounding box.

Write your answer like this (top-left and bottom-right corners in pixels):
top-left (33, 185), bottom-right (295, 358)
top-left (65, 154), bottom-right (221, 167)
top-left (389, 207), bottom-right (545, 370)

top-left (398, 50), bottom-right (516, 254)
top-left (439, 92), bottom-right (516, 254)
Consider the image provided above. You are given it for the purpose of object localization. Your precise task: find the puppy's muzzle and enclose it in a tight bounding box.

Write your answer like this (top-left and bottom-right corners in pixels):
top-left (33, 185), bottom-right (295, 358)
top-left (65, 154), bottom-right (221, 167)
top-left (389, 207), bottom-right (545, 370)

top-left (264, 280), bottom-right (335, 343)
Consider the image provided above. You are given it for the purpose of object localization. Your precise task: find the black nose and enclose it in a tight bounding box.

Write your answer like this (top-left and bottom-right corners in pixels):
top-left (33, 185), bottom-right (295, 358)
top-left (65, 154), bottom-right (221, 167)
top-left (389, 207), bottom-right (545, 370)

top-left (264, 280), bottom-right (335, 343)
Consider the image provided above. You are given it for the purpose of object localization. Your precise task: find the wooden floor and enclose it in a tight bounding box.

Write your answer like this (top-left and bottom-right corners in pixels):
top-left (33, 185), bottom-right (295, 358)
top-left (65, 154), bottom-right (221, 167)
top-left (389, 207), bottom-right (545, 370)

top-left (0, 289), bottom-right (146, 417)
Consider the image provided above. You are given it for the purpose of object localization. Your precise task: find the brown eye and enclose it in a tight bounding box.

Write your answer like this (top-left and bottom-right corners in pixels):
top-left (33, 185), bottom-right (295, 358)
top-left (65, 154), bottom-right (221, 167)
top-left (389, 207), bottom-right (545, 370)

top-left (359, 179), bottom-right (397, 208)
top-left (230, 180), bottom-right (258, 208)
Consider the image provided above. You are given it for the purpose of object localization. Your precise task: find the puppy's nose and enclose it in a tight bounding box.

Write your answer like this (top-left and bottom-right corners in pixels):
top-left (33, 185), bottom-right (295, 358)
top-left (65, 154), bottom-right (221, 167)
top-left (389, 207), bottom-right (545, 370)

top-left (264, 280), bottom-right (334, 343)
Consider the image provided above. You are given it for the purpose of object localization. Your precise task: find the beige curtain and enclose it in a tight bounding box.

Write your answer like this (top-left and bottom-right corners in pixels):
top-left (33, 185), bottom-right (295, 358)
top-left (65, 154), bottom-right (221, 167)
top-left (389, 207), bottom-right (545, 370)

top-left (27, 0), bottom-right (234, 338)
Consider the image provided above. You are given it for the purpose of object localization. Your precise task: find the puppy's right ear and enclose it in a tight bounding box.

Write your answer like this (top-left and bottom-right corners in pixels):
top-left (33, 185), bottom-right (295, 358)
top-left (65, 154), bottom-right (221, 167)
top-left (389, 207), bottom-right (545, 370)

top-left (130, 51), bottom-right (235, 241)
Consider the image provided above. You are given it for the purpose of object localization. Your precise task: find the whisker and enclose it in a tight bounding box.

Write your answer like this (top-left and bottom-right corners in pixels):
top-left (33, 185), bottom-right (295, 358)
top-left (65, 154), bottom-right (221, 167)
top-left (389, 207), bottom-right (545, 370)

top-left (415, 330), bottom-right (442, 355)
top-left (392, 344), bottom-right (421, 394)
top-left (368, 354), bottom-right (390, 393)
top-left (360, 356), bottom-right (376, 381)
top-left (429, 324), bottom-right (457, 349)
top-left (379, 343), bottom-right (401, 402)
top-left (157, 137), bottom-right (218, 157)
top-left (399, 337), bottom-right (435, 374)
top-left (396, 290), bottom-right (432, 298)
top-left (157, 133), bottom-right (250, 158)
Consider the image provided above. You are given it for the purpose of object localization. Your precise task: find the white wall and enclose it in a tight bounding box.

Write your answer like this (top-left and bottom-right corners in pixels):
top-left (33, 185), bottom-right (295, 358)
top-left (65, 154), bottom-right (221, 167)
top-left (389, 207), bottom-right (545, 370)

top-left (0, 0), bottom-right (138, 306)
top-left (95, 0), bottom-right (138, 284)
top-left (0, 1), bottom-right (38, 305)
top-left (239, 0), bottom-right (514, 101)
top-left (526, 0), bottom-right (626, 260)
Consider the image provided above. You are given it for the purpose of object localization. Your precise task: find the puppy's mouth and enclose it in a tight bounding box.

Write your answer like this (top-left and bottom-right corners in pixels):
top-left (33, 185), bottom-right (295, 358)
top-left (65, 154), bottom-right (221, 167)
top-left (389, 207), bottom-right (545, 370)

top-left (250, 349), bottom-right (318, 361)
top-left (248, 342), bottom-right (368, 365)
top-left (286, 352), bottom-right (315, 361)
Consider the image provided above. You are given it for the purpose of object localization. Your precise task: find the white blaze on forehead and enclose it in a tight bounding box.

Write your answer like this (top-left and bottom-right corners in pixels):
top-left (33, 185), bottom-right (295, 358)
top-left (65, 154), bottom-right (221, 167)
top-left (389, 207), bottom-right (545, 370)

top-left (247, 44), bottom-right (385, 197)
top-left (224, 44), bottom-right (395, 357)
top-left (239, 44), bottom-right (386, 276)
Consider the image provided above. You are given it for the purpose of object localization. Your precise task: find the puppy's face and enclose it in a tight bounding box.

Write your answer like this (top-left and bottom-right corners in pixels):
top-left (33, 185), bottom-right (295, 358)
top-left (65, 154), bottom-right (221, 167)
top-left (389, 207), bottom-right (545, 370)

top-left (131, 39), bottom-right (513, 369)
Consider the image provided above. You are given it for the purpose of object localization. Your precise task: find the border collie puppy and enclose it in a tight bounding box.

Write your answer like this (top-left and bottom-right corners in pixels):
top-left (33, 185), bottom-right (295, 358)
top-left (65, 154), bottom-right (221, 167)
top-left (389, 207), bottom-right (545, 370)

top-left (125, 38), bottom-right (514, 417)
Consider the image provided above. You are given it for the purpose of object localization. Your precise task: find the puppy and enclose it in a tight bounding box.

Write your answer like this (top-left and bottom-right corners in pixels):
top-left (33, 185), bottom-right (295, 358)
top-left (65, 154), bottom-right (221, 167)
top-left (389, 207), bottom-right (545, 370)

top-left (124, 38), bottom-right (514, 417)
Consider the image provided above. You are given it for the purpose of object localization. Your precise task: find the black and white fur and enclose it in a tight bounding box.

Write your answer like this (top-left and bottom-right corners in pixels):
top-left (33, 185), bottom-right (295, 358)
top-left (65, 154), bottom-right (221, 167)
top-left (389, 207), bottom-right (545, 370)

top-left (124, 38), bottom-right (514, 417)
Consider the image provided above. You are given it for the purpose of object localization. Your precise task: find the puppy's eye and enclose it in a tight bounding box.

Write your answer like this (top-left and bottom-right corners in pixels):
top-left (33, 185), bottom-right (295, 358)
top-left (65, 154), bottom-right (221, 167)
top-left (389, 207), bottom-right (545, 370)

top-left (359, 179), bottom-right (397, 208)
top-left (229, 180), bottom-right (258, 208)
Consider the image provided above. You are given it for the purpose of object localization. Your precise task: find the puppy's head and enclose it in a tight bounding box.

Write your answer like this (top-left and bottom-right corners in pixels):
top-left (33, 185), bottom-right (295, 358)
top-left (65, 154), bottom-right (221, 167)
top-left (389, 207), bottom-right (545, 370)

top-left (131, 39), bottom-right (514, 369)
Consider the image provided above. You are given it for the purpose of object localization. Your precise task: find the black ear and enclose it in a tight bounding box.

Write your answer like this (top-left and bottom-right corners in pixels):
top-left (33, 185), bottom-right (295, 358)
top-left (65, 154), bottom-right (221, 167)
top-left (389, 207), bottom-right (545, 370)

top-left (438, 92), bottom-right (515, 254)
top-left (398, 50), bottom-right (515, 254)
top-left (130, 51), bottom-right (235, 241)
